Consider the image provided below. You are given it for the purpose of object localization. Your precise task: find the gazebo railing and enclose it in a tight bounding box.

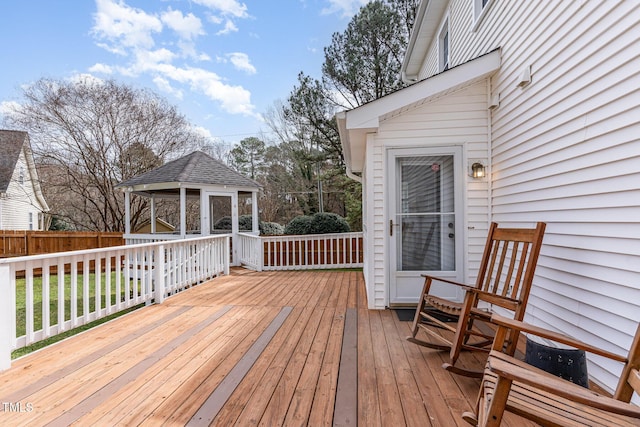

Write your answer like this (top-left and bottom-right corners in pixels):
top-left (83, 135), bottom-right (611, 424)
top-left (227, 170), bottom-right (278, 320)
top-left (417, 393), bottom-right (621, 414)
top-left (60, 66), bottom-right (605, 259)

top-left (124, 232), bottom-right (194, 245)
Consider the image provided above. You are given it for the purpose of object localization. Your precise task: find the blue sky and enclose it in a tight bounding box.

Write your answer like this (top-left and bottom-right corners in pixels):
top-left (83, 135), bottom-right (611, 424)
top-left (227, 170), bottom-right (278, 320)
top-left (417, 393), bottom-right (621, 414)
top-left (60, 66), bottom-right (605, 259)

top-left (0, 0), bottom-right (367, 144)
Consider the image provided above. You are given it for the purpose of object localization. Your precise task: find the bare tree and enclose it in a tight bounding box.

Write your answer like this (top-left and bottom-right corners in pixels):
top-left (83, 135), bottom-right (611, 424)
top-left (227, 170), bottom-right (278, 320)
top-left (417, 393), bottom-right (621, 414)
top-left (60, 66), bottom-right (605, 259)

top-left (4, 77), bottom-right (203, 231)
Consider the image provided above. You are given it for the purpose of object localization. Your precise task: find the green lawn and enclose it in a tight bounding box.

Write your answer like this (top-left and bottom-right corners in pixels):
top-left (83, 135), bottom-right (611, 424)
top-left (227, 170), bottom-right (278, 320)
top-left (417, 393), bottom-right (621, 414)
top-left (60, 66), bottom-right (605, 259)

top-left (13, 272), bottom-right (144, 359)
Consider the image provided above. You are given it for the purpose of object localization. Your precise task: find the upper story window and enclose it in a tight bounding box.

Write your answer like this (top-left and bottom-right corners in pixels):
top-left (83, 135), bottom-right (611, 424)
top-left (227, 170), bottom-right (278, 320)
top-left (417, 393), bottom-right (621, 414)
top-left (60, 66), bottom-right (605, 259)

top-left (18, 166), bottom-right (25, 185)
top-left (438, 18), bottom-right (450, 72)
top-left (473, 0), bottom-right (494, 30)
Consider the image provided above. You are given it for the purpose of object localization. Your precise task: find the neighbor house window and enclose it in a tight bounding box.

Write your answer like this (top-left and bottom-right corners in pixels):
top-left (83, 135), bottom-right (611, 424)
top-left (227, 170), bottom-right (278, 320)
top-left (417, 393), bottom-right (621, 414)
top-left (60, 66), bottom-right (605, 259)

top-left (439, 18), bottom-right (450, 72)
top-left (473, 0), bottom-right (494, 30)
top-left (29, 212), bottom-right (34, 230)
top-left (19, 166), bottom-right (25, 185)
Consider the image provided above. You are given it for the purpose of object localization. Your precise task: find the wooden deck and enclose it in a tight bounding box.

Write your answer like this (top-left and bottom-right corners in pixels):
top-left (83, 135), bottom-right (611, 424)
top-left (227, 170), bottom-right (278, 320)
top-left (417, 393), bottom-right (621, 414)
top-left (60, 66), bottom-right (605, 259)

top-left (0, 269), bottom-right (538, 426)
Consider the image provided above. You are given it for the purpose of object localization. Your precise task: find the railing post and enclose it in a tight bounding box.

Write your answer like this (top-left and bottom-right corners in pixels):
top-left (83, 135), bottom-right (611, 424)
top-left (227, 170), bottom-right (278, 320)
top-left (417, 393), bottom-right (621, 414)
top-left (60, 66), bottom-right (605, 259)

top-left (0, 264), bottom-right (12, 370)
top-left (236, 235), bottom-right (243, 268)
top-left (154, 244), bottom-right (165, 304)
top-left (224, 236), bottom-right (230, 275)
top-left (257, 237), bottom-right (264, 272)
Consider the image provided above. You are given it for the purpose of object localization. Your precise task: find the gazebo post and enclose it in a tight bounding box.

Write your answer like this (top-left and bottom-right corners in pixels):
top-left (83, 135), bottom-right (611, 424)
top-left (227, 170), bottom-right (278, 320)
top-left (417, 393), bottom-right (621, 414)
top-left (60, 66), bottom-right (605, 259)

top-left (231, 193), bottom-right (239, 265)
top-left (252, 191), bottom-right (259, 234)
top-left (180, 187), bottom-right (186, 238)
top-left (124, 190), bottom-right (131, 235)
top-left (150, 194), bottom-right (156, 234)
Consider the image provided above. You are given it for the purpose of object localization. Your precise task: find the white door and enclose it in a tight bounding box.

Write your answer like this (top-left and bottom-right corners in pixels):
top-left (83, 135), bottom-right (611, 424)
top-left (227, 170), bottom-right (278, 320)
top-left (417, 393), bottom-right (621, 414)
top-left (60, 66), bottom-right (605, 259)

top-left (388, 146), bottom-right (464, 306)
top-left (208, 194), bottom-right (235, 234)
top-left (204, 191), bottom-right (238, 263)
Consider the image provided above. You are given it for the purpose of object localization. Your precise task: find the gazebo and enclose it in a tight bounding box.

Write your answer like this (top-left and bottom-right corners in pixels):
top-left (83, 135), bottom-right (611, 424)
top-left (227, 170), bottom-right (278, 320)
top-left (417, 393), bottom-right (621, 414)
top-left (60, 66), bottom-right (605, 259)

top-left (116, 151), bottom-right (261, 255)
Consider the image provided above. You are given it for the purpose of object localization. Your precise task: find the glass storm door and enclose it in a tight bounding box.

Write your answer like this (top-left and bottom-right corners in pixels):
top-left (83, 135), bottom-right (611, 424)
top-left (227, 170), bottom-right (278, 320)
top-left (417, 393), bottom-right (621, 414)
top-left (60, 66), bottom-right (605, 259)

top-left (388, 146), bottom-right (463, 305)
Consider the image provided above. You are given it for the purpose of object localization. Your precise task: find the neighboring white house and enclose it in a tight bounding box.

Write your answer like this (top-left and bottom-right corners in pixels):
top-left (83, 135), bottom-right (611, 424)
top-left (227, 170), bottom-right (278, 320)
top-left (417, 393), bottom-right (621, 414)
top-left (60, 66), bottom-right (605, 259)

top-left (0, 130), bottom-right (49, 230)
top-left (337, 0), bottom-right (639, 394)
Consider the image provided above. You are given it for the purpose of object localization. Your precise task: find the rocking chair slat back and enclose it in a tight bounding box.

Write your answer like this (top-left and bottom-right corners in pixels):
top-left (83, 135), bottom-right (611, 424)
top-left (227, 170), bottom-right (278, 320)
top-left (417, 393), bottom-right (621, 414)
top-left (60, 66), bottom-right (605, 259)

top-left (480, 227), bottom-right (542, 311)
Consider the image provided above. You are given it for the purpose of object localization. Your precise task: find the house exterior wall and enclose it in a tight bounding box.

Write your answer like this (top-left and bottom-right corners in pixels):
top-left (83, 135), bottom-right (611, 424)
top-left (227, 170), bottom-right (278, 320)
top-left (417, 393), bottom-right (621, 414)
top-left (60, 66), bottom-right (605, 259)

top-left (361, 153), bottom-right (374, 305)
top-left (413, 0), bottom-right (640, 393)
top-left (363, 81), bottom-right (490, 309)
top-left (1, 147), bottom-right (45, 230)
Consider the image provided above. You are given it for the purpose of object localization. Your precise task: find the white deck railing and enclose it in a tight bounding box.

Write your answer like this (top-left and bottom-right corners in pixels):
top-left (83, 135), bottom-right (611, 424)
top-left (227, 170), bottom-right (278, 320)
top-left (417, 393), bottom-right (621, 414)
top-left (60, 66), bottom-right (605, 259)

top-left (237, 232), bottom-right (363, 271)
top-left (0, 235), bottom-right (230, 370)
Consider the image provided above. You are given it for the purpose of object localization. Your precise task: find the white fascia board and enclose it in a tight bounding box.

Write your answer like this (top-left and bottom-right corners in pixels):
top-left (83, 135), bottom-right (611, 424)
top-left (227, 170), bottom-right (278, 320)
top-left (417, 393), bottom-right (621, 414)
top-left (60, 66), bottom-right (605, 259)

top-left (350, 49), bottom-right (500, 130)
top-left (125, 182), bottom-right (260, 194)
top-left (122, 182), bottom-right (182, 192)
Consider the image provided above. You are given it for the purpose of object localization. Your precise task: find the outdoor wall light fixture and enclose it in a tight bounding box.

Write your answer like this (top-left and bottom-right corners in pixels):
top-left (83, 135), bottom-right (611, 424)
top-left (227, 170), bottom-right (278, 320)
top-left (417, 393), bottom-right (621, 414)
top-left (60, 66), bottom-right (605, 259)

top-left (471, 162), bottom-right (486, 179)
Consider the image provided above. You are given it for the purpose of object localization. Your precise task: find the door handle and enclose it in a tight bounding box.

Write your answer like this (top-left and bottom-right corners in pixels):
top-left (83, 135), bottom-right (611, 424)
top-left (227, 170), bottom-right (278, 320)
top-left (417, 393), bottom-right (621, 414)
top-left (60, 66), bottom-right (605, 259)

top-left (390, 220), bottom-right (401, 236)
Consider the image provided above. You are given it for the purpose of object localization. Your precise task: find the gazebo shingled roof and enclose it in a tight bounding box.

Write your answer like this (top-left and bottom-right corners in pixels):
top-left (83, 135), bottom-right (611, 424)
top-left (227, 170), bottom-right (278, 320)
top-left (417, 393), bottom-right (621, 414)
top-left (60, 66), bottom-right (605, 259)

top-left (117, 150), bottom-right (260, 190)
top-left (117, 150), bottom-right (261, 240)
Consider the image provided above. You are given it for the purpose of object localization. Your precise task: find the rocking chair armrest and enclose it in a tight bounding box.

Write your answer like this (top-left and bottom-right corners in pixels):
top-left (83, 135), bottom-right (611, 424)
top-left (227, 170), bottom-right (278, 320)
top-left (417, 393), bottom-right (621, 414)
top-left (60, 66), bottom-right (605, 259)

top-left (490, 314), bottom-right (627, 363)
top-left (487, 351), bottom-right (640, 419)
top-left (420, 274), bottom-right (473, 290)
top-left (465, 287), bottom-right (520, 306)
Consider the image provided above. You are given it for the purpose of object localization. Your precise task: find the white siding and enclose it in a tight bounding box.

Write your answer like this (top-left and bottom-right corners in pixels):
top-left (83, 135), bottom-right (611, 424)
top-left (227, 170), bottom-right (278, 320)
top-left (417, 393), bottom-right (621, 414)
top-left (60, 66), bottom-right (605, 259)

top-left (2, 148), bottom-right (45, 230)
top-left (368, 136), bottom-right (386, 308)
top-left (362, 143), bottom-right (377, 308)
top-left (413, 0), bottom-right (640, 393)
top-left (365, 82), bottom-right (491, 309)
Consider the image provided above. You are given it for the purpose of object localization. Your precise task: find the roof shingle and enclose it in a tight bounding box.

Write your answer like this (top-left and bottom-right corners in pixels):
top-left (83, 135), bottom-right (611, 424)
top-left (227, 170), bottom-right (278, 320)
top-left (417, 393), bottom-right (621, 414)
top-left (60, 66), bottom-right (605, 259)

top-left (0, 130), bottom-right (28, 192)
top-left (117, 150), bottom-right (260, 189)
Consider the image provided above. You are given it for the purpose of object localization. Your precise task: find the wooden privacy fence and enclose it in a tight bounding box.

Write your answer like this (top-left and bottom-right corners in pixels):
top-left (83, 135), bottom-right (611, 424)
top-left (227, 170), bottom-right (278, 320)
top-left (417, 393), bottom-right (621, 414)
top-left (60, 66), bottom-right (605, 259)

top-left (0, 231), bottom-right (124, 258)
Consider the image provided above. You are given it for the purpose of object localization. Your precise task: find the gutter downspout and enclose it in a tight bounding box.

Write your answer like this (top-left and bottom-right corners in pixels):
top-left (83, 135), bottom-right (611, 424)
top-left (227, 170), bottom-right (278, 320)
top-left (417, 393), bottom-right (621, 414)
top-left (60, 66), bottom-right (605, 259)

top-left (487, 79), bottom-right (493, 225)
top-left (345, 167), bottom-right (362, 184)
top-left (401, 70), bottom-right (419, 85)
top-left (336, 111), bottom-right (363, 184)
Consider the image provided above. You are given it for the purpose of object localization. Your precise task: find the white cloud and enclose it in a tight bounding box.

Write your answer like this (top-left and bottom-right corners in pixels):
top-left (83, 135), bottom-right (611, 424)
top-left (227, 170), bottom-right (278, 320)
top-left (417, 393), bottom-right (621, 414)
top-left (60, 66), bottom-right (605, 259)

top-left (153, 64), bottom-right (258, 117)
top-left (0, 100), bottom-right (20, 116)
top-left (191, 125), bottom-right (214, 139)
top-left (92, 0), bottom-right (162, 52)
top-left (133, 48), bottom-right (176, 72)
top-left (191, 0), bottom-right (248, 18)
top-left (89, 0), bottom-right (256, 119)
top-left (67, 73), bottom-right (105, 86)
top-left (216, 19), bottom-right (238, 35)
top-left (207, 14), bottom-right (223, 25)
top-left (321, 0), bottom-right (367, 17)
top-left (153, 76), bottom-right (183, 99)
top-left (161, 9), bottom-right (205, 40)
top-left (88, 63), bottom-right (114, 74)
top-left (226, 52), bottom-right (256, 75)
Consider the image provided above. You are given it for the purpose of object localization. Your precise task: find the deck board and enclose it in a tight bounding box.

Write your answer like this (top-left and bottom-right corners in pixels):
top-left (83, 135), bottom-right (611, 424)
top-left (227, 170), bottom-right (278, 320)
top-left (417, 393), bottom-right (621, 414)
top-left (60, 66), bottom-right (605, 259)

top-left (0, 268), bottom-right (540, 426)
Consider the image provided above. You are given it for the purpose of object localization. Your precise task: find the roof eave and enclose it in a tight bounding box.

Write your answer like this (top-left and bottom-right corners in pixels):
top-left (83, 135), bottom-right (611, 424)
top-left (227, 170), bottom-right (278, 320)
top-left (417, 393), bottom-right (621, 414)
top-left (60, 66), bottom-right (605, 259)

top-left (338, 49), bottom-right (501, 173)
top-left (118, 181), bottom-right (261, 194)
top-left (23, 134), bottom-right (50, 212)
top-left (401, 0), bottom-right (449, 83)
